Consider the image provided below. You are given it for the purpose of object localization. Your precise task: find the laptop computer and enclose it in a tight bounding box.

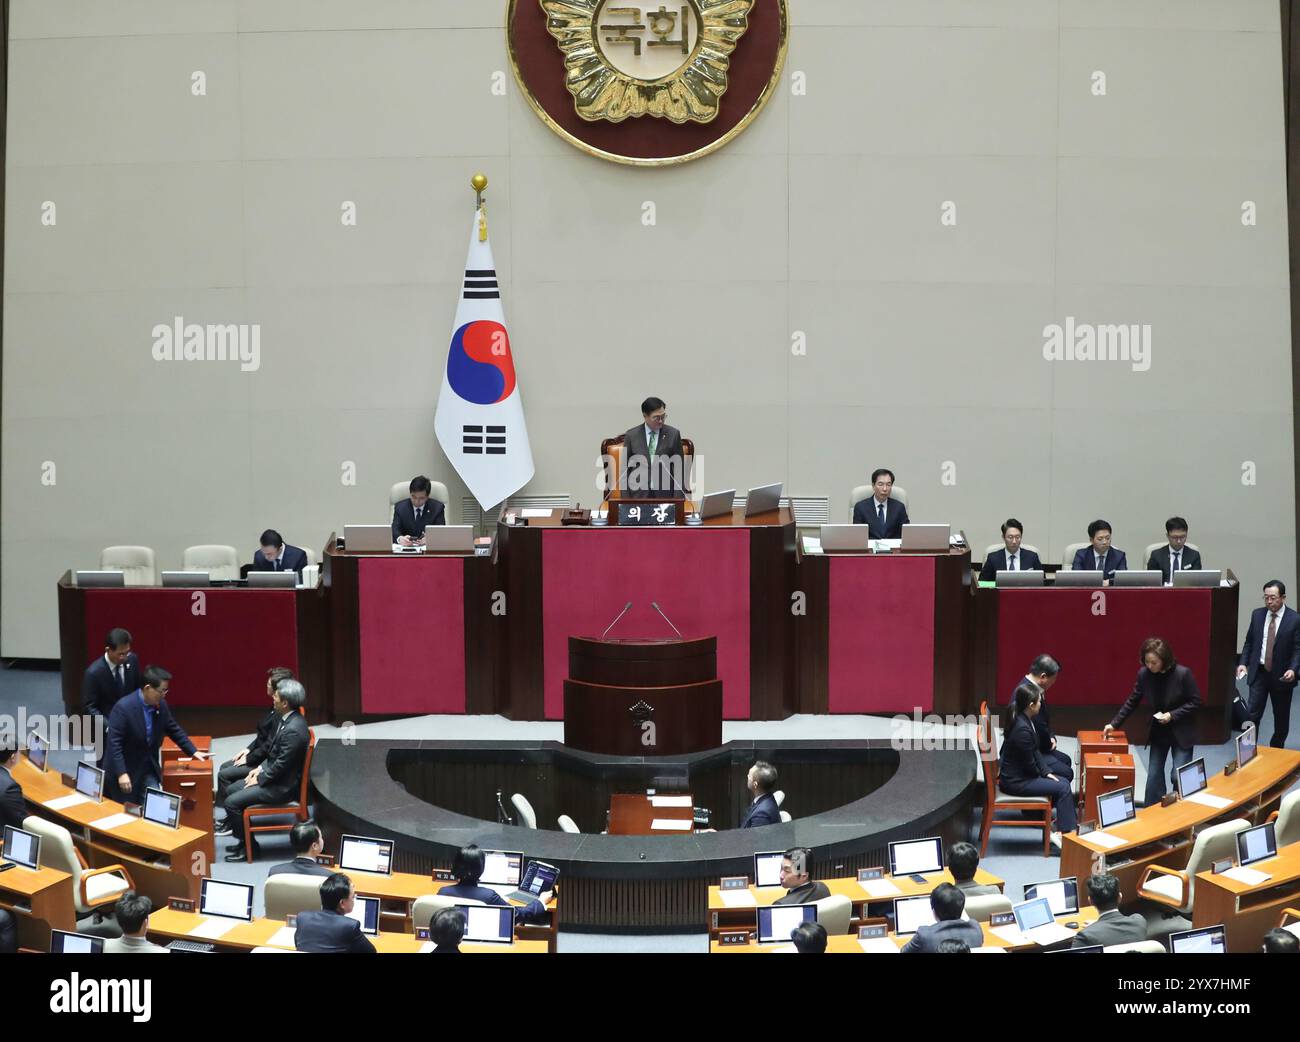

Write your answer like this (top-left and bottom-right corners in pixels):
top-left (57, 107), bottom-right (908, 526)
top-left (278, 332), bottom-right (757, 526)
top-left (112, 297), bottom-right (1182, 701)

top-left (996, 569), bottom-right (1045, 587)
top-left (74, 571), bottom-right (125, 588)
top-left (478, 849), bottom-right (525, 897)
top-left (460, 905), bottom-right (514, 945)
top-left (1055, 570), bottom-right (1104, 587)
top-left (422, 525), bottom-right (475, 552)
top-left (342, 524), bottom-right (394, 552)
top-left (1172, 569), bottom-right (1221, 588)
top-left (697, 489), bottom-right (736, 520)
top-left (1023, 877), bottom-right (1079, 916)
top-left (756, 903), bottom-right (816, 944)
top-left (247, 571), bottom-right (297, 588)
top-left (1112, 570), bottom-right (1162, 588)
top-left (744, 482), bottom-right (783, 516)
top-left (1010, 896), bottom-right (1075, 946)
top-left (900, 524), bottom-right (950, 551)
top-left (507, 859), bottom-right (559, 905)
top-left (819, 523), bottom-right (872, 552)
top-left (1169, 924), bottom-right (1226, 953)
top-left (161, 571), bottom-right (211, 587)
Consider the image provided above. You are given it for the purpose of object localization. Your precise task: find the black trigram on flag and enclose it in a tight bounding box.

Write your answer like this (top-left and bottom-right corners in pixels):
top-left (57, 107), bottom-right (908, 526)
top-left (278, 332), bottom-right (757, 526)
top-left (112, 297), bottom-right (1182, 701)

top-left (463, 424), bottom-right (506, 455)
top-left (463, 268), bottom-right (499, 300)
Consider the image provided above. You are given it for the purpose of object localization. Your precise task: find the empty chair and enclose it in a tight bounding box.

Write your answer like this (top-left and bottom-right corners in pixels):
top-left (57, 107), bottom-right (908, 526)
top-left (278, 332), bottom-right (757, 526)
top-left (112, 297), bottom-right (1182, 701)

top-left (182, 544), bottom-right (239, 581)
top-left (779, 810), bottom-right (793, 823)
top-left (1061, 542), bottom-right (1089, 570)
top-left (24, 815), bottom-right (132, 919)
top-left (1271, 789), bottom-right (1300, 848)
top-left (301, 546), bottom-right (319, 567)
top-left (264, 874), bottom-right (326, 921)
top-left (511, 793), bottom-right (537, 829)
top-left (773, 790), bottom-right (785, 807)
top-left (1104, 940), bottom-right (1166, 954)
top-left (813, 894), bottom-right (853, 935)
top-left (1136, 818), bottom-right (1251, 938)
top-left (557, 814), bottom-right (580, 834)
top-left (100, 546), bottom-right (156, 586)
top-left (962, 893), bottom-right (1013, 923)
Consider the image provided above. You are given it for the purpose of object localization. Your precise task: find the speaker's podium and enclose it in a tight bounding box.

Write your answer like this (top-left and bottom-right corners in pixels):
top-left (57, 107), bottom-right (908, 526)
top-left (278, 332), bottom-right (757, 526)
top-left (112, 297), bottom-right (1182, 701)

top-left (563, 636), bottom-right (723, 755)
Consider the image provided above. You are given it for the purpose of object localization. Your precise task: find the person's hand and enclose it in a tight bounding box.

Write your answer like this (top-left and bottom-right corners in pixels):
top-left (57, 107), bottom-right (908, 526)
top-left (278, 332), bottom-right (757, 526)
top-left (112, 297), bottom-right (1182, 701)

top-left (193, 750), bottom-right (209, 762)
top-left (233, 749), bottom-right (248, 766)
top-left (1050, 736), bottom-right (1057, 750)
top-left (1046, 774), bottom-right (1059, 782)
top-left (1236, 665), bottom-right (1248, 680)
top-left (1154, 712), bottom-right (1172, 724)
top-left (1284, 670), bottom-right (1297, 683)
top-left (1102, 723), bottom-right (1114, 736)
top-left (118, 774), bottom-right (132, 793)
top-left (245, 766), bottom-right (261, 786)
top-left (398, 535), bottom-right (413, 546)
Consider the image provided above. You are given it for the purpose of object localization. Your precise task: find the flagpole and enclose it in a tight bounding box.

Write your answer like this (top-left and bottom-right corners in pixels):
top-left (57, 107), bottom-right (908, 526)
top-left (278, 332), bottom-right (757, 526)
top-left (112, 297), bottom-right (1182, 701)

top-left (471, 172), bottom-right (487, 241)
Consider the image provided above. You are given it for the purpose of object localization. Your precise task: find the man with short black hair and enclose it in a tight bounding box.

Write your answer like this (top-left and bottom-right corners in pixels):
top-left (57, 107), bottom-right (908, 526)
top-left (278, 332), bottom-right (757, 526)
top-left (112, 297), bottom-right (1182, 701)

top-left (268, 822), bottom-right (332, 877)
top-left (621, 396), bottom-right (689, 496)
top-left (739, 761), bottom-right (781, 828)
top-left (853, 468), bottom-right (909, 538)
top-left (1071, 873), bottom-right (1146, 948)
top-left (900, 883), bottom-right (984, 953)
top-left (215, 667), bottom-right (295, 837)
top-left (791, 921), bottom-right (827, 954)
top-left (294, 873), bottom-right (375, 953)
top-left (105, 665), bottom-right (206, 803)
top-left (1236, 580), bottom-right (1300, 748)
top-left (979, 519), bottom-right (1041, 581)
top-left (773, 847), bottom-right (831, 906)
top-left (1071, 520), bottom-right (1128, 580)
top-left (429, 906), bottom-right (466, 953)
top-left (82, 628), bottom-right (139, 722)
top-left (104, 891), bottom-right (168, 953)
top-left (251, 530), bottom-right (308, 578)
top-left (946, 842), bottom-right (1000, 897)
top-left (1147, 517), bottom-right (1201, 584)
top-left (392, 475), bottom-right (446, 546)
top-left (1013, 654), bottom-right (1072, 782)
top-left (1262, 928), bottom-right (1299, 953)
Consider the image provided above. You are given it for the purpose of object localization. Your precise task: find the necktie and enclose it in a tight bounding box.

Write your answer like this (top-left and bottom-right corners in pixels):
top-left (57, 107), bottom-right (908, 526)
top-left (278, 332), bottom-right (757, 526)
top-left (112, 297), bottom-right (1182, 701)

top-left (115, 665), bottom-right (124, 691)
top-left (143, 703), bottom-right (153, 744)
top-left (1009, 554), bottom-right (1016, 571)
top-left (1096, 552), bottom-right (1104, 571)
top-left (274, 558), bottom-right (281, 571)
top-left (648, 431), bottom-right (658, 456)
top-left (1171, 552), bottom-right (1180, 577)
top-left (877, 502), bottom-right (885, 530)
top-left (1265, 612), bottom-right (1278, 671)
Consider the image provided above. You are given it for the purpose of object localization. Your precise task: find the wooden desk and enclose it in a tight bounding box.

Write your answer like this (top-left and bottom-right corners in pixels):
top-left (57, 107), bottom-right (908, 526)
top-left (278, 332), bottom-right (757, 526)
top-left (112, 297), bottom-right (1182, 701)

top-left (607, 793), bottom-right (696, 836)
top-left (1061, 748), bottom-right (1300, 908)
top-left (162, 735), bottom-right (215, 868)
top-left (0, 862), bottom-right (75, 949)
top-left (1082, 751), bottom-right (1136, 825)
top-left (13, 758), bottom-right (210, 903)
top-left (1193, 840), bottom-right (1300, 952)
top-left (706, 869), bottom-right (1004, 938)
top-left (146, 907), bottom-right (547, 953)
top-left (1078, 730), bottom-right (1128, 757)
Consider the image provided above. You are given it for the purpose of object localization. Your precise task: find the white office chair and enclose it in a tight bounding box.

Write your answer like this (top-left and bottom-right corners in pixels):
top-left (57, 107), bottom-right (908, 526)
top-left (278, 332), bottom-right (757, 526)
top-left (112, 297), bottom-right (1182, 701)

top-left (773, 790), bottom-right (785, 807)
top-left (557, 815), bottom-right (580, 834)
top-left (779, 810), bottom-right (793, 823)
top-left (1271, 788), bottom-right (1300, 848)
top-left (23, 815), bottom-right (132, 917)
top-left (182, 544), bottom-right (239, 581)
top-left (963, 894), bottom-right (1013, 923)
top-left (302, 547), bottom-right (319, 567)
top-left (848, 485), bottom-right (908, 521)
top-left (389, 480), bottom-right (450, 508)
top-left (1143, 541), bottom-right (1200, 564)
top-left (1104, 940), bottom-right (1165, 953)
top-left (813, 894), bottom-right (853, 935)
top-left (100, 546), bottom-right (156, 586)
top-left (511, 793), bottom-right (537, 829)
top-left (263, 875), bottom-right (326, 921)
top-left (411, 894), bottom-right (484, 934)
top-left (1061, 542), bottom-right (1090, 571)
top-left (1136, 819), bottom-right (1251, 938)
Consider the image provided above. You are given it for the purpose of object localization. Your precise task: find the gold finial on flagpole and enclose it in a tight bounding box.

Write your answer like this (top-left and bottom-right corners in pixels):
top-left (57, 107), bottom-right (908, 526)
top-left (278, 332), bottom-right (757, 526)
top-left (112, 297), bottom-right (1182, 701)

top-left (471, 173), bottom-right (488, 240)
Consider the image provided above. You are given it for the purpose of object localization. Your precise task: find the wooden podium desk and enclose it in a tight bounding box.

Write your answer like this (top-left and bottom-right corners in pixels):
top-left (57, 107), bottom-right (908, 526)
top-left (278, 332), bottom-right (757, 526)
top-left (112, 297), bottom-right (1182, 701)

top-left (607, 793), bottom-right (696, 835)
top-left (146, 907), bottom-right (547, 953)
top-left (0, 861), bottom-right (75, 950)
top-left (12, 758), bottom-right (209, 904)
top-left (1193, 840), bottom-right (1300, 952)
top-left (1081, 751), bottom-right (1136, 825)
top-left (162, 735), bottom-right (215, 869)
top-left (1061, 748), bottom-right (1300, 908)
top-left (706, 869), bottom-right (1004, 938)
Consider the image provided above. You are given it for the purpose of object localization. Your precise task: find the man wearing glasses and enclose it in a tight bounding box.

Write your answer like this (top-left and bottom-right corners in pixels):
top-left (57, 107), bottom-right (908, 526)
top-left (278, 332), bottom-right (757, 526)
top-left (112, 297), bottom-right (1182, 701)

top-left (621, 396), bottom-right (688, 496)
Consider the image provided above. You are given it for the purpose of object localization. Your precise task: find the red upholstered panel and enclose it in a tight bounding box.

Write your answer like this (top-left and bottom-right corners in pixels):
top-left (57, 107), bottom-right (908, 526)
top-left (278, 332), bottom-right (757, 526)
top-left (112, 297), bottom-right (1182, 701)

top-left (995, 588), bottom-right (1212, 706)
top-left (542, 528), bottom-right (751, 720)
top-left (828, 556), bottom-right (936, 714)
top-left (83, 589), bottom-right (298, 707)
top-left (358, 557), bottom-right (466, 714)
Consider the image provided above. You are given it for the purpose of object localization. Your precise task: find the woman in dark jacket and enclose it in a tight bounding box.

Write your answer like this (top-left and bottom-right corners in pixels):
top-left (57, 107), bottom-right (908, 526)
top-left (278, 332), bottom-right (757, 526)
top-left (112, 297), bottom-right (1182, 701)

top-left (439, 844), bottom-right (548, 923)
top-left (999, 682), bottom-right (1076, 835)
top-left (1104, 637), bottom-right (1201, 806)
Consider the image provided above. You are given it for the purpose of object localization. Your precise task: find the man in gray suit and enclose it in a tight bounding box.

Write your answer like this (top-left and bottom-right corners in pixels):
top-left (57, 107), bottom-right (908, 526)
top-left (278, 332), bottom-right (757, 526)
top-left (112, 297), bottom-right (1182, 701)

top-left (1071, 873), bottom-right (1147, 948)
top-left (900, 883), bottom-right (985, 953)
top-left (103, 892), bottom-right (168, 954)
top-left (621, 396), bottom-right (689, 496)
top-left (947, 842), bottom-right (1001, 897)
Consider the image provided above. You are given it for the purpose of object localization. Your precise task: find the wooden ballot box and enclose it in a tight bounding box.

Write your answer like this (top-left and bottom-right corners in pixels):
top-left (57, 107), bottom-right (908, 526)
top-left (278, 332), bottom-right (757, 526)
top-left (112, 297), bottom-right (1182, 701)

top-left (1082, 751), bottom-right (1136, 824)
top-left (1078, 729), bottom-right (1128, 758)
top-left (162, 736), bottom-right (214, 867)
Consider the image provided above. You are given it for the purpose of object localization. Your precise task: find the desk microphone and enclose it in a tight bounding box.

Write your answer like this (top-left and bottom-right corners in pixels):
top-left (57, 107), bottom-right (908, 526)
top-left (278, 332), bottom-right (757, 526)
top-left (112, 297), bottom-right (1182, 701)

top-left (602, 601), bottom-right (633, 639)
top-left (495, 789), bottom-right (513, 825)
top-left (651, 601), bottom-right (683, 639)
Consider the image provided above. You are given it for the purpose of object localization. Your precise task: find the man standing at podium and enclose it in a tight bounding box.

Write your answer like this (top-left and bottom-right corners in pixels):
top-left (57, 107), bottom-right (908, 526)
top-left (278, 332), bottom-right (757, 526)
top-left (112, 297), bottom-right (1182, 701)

top-left (622, 396), bottom-right (687, 496)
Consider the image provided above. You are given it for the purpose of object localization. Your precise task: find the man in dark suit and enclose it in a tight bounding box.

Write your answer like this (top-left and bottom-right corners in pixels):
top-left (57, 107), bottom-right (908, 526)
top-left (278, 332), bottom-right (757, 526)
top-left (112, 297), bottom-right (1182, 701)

top-left (1236, 580), bottom-right (1300, 748)
top-left (0, 740), bottom-right (24, 954)
top-left (220, 679), bottom-right (310, 861)
top-left (1147, 516), bottom-right (1202, 584)
top-left (852, 468), bottom-right (909, 537)
top-left (1009, 654), bottom-right (1072, 783)
top-left (773, 847), bottom-right (831, 906)
top-left (1071, 874), bottom-right (1147, 948)
top-left (947, 842), bottom-right (1001, 897)
top-left (214, 667), bottom-right (294, 837)
top-left (791, 921), bottom-right (827, 953)
top-left (621, 396), bottom-right (689, 496)
top-left (1071, 519), bottom-right (1128, 580)
top-left (81, 628), bottom-right (140, 723)
top-left (979, 518), bottom-right (1042, 581)
top-left (391, 475), bottom-right (446, 546)
top-left (900, 883), bottom-right (985, 953)
top-left (293, 873), bottom-right (376, 954)
top-left (104, 666), bottom-right (206, 803)
top-left (268, 822), bottom-right (333, 878)
top-left (739, 761), bottom-right (781, 828)
top-left (250, 530), bottom-right (308, 578)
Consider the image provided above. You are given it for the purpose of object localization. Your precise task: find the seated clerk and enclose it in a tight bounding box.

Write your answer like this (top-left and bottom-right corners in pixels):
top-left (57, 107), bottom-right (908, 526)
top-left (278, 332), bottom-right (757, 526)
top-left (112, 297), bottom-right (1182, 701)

top-left (978, 518), bottom-right (1041, 581)
top-left (852, 468), bottom-right (909, 538)
top-left (1071, 873), bottom-right (1146, 948)
top-left (392, 475), bottom-right (445, 546)
top-left (1147, 516), bottom-right (1201, 583)
top-left (268, 821), bottom-right (333, 878)
top-left (294, 873), bottom-right (376, 954)
top-left (1070, 519), bottom-right (1128, 581)
top-left (946, 842), bottom-right (1000, 897)
top-left (1012, 654), bottom-right (1073, 783)
top-left (998, 682), bottom-right (1076, 843)
top-left (772, 848), bottom-right (831, 906)
top-left (215, 666), bottom-right (294, 836)
top-left (439, 844), bottom-right (546, 923)
top-left (250, 529), bottom-right (308, 578)
top-left (428, 907), bottom-right (465, 954)
top-left (899, 883), bottom-right (984, 953)
top-left (791, 921), bottom-right (827, 954)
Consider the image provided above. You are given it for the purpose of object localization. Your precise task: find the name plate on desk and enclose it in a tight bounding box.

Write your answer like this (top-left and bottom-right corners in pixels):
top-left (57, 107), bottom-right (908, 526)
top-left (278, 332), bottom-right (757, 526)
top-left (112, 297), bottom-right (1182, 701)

top-left (168, 898), bottom-right (195, 913)
top-left (989, 911), bottom-right (1016, 927)
top-left (719, 876), bottom-right (750, 891)
top-left (858, 924), bottom-right (888, 940)
top-left (857, 867), bottom-right (884, 882)
top-left (432, 869), bottom-right (456, 882)
top-left (717, 930), bottom-right (751, 946)
top-left (618, 501), bottom-right (676, 526)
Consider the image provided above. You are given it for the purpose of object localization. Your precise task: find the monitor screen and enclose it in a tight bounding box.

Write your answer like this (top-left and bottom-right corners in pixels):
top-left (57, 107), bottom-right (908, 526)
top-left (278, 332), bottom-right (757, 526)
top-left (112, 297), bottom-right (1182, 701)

top-left (1237, 822), bottom-right (1277, 868)
top-left (51, 930), bottom-right (104, 954)
top-left (142, 787), bottom-right (181, 828)
top-left (199, 878), bottom-right (254, 921)
top-left (1170, 926), bottom-right (1226, 954)
top-left (888, 837), bottom-right (943, 877)
top-left (479, 849), bottom-right (523, 887)
top-left (338, 835), bottom-right (394, 876)
top-left (26, 731), bottom-right (48, 771)
top-left (1024, 877), bottom-right (1079, 916)
top-left (1237, 725), bottom-right (1258, 768)
top-left (1013, 897), bottom-right (1056, 933)
top-left (893, 895), bottom-right (937, 936)
top-left (1097, 787), bottom-right (1136, 829)
top-left (754, 851), bottom-right (785, 888)
top-left (346, 895), bottom-right (380, 935)
top-left (1175, 758), bottom-right (1208, 798)
top-left (75, 762), bottom-right (104, 801)
top-left (757, 903), bottom-right (815, 944)
top-left (517, 860), bottom-right (559, 898)
top-left (3, 826), bottom-right (40, 870)
top-left (461, 905), bottom-right (513, 944)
